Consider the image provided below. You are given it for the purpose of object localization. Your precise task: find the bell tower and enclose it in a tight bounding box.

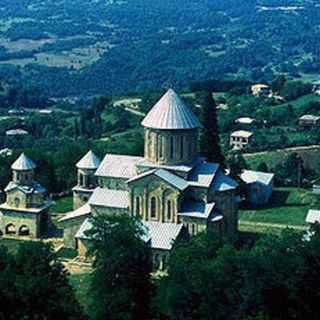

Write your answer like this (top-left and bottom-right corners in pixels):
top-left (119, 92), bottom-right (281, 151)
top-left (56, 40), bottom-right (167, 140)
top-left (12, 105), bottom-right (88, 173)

top-left (142, 89), bottom-right (200, 166)
top-left (73, 150), bottom-right (101, 209)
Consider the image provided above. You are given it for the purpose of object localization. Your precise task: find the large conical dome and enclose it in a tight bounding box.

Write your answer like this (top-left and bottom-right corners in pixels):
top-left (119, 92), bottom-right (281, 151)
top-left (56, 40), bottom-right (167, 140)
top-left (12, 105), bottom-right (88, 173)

top-left (11, 153), bottom-right (36, 171)
top-left (142, 89), bottom-right (200, 130)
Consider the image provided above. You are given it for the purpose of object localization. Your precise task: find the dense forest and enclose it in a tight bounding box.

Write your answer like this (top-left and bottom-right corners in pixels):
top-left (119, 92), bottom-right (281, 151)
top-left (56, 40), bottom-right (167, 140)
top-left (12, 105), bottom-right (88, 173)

top-left (0, 0), bottom-right (319, 97)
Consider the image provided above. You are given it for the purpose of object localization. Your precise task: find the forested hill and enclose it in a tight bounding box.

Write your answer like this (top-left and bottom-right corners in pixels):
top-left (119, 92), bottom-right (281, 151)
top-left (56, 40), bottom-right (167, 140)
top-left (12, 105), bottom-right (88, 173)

top-left (0, 0), bottom-right (319, 97)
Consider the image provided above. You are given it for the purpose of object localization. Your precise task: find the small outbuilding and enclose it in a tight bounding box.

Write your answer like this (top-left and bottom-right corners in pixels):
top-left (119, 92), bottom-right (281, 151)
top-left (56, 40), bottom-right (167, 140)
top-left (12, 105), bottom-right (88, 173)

top-left (251, 84), bottom-right (271, 97)
top-left (6, 129), bottom-right (29, 137)
top-left (306, 209), bottom-right (320, 225)
top-left (235, 117), bottom-right (256, 125)
top-left (241, 170), bottom-right (274, 205)
top-left (298, 115), bottom-right (320, 128)
top-left (230, 130), bottom-right (253, 150)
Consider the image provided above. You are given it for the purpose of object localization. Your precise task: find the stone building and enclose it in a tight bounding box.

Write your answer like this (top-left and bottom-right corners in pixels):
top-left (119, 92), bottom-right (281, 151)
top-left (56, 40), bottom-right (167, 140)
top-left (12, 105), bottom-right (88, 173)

top-left (230, 130), bottom-right (253, 150)
top-left (60, 89), bottom-right (239, 269)
top-left (0, 153), bottom-right (51, 238)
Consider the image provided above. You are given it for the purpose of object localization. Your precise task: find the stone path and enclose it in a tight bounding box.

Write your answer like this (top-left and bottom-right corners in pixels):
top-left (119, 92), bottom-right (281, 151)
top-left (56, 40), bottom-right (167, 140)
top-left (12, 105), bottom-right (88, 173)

top-left (244, 145), bottom-right (320, 158)
top-left (239, 220), bottom-right (308, 231)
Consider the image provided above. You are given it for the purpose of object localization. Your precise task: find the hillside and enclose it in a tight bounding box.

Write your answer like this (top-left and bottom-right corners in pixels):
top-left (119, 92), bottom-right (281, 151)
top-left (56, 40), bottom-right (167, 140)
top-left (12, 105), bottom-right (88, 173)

top-left (0, 0), bottom-right (319, 97)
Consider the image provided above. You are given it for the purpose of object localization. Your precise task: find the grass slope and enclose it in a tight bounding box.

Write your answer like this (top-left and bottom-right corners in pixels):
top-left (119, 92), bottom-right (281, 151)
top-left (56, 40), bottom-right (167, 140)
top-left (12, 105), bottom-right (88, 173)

top-left (240, 187), bottom-right (320, 226)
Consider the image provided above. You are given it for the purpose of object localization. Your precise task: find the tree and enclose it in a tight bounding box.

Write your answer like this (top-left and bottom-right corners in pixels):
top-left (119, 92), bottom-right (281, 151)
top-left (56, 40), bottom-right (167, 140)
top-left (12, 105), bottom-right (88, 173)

top-left (198, 91), bottom-right (225, 165)
top-left (0, 242), bottom-right (85, 320)
top-left (257, 162), bottom-right (268, 173)
top-left (227, 151), bottom-right (248, 179)
top-left (271, 75), bottom-right (286, 93)
top-left (88, 214), bottom-right (153, 320)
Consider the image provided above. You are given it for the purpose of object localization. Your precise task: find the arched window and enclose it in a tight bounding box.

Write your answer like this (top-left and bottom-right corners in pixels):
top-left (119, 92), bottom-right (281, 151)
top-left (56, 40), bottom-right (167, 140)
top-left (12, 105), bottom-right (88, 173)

top-left (167, 200), bottom-right (172, 221)
top-left (19, 225), bottom-right (30, 236)
top-left (135, 197), bottom-right (141, 217)
top-left (150, 197), bottom-right (157, 218)
top-left (6, 224), bottom-right (16, 235)
top-left (79, 173), bottom-right (84, 186)
top-left (170, 136), bottom-right (174, 159)
top-left (14, 197), bottom-right (20, 208)
top-left (180, 136), bottom-right (184, 159)
top-left (159, 135), bottom-right (163, 159)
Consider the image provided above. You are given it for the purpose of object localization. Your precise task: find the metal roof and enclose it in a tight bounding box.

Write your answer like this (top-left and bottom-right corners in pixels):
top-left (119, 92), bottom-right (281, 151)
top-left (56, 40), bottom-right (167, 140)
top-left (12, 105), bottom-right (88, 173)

top-left (211, 170), bottom-right (238, 192)
top-left (306, 209), bottom-right (320, 224)
top-left (11, 153), bottom-right (36, 171)
top-left (178, 201), bottom-right (216, 219)
top-left (143, 221), bottom-right (183, 250)
top-left (231, 130), bottom-right (253, 138)
top-left (299, 114), bottom-right (320, 121)
top-left (75, 218), bottom-right (183, 250)
top-left (141, 89), bottom-right (200, 130)
top-left (95, 154), bottom-right (143, 179)
top-left (76, 151), bottom-right (101, 170)
top-left (235, 117), bottom-right (256, 125)
top-left (75, 218), bottom-right (93, 240)
top-left (188, 162), bottom-right (219, 188)
top-left (4, 181), bottom-right (46, 194)
top-left (128, 169), bottom-right (189, 191)
top-left (89, 188), bottom-right (129, 209)
top-left (59, 203), bottom-right (91, 222)
top-left (241, 170), bottom-right (274, 185)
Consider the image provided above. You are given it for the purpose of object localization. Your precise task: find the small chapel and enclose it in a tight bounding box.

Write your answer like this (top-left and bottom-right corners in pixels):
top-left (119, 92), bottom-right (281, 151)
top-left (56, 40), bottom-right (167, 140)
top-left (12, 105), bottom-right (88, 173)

top-left (60, 89), bottom-right (239, 269)
top-left (0, 153), bottom-right (51, 238)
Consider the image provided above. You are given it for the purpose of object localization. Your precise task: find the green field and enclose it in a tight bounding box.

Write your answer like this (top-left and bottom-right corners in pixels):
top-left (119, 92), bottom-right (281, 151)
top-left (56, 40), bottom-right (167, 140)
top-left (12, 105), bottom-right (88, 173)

top-left (240, 188), bottom-right (320, 226)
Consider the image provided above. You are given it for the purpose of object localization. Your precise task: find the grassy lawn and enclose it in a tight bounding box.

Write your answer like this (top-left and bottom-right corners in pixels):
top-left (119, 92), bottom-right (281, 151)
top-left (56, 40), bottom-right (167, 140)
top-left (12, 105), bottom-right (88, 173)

top-left (51, 196), bottom-right (73, 214)
top-left (69, 273), bottom-right (92, 317)
top-left (239, 187), bottom-right (320, 226)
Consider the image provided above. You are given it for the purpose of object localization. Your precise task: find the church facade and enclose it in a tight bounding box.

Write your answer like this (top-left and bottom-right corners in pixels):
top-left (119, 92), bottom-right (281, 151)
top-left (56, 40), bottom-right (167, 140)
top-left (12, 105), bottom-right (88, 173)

top-left (0, 154), bottom-right (51, 238)
top-left (60, 89), bottom-right (239, 269)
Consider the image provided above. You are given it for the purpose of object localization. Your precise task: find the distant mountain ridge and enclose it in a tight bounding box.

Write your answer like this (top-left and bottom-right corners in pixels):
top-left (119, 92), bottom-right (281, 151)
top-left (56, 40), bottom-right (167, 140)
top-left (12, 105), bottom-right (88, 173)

top-left (0, 0), bottom-right (318, 97)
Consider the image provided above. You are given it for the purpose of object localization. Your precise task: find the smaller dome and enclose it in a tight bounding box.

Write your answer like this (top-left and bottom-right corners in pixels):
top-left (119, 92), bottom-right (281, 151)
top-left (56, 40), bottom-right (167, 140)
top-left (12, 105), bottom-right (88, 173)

top-left (142, 89), bottom-right (200, 130)
top-left (76, 151), bottom-right (101, 170)
top-left (11, 153), bottom-right (36, 171)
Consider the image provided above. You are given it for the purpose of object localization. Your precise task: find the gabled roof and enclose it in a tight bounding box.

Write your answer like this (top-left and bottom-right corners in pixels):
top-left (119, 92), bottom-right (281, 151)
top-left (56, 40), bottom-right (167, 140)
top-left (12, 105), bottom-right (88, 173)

top-left (188, 162), bottom-right (219, 188)
top-left (95, 154), bottom-right (143, 179)
top-left (178, 201), bottom-right (216, 219)
top-left (76, 151), bottom-right (101, 170)
top-left (75, 218), bottom-right (183, 251)
top-left (143, 221), bottom-right (183, 250)
top-left (241, 170), bottom-right (274, 185)
top-left (11, 153), bottom-right (36, 171)
top-left (306, 209), bottom-right (320, 224)
top-left (89, 188), bottom-right (129, 209)
top-left (59, 203), bottom-right (91, 222)
top-left (141, 89), bottom-right (200, 130)
top-left (127, 169), bottom-right (189, 191)
top-left (75, 218), bottom-right (92, 240)
top-left (231, 130), bottom-right (253, 138)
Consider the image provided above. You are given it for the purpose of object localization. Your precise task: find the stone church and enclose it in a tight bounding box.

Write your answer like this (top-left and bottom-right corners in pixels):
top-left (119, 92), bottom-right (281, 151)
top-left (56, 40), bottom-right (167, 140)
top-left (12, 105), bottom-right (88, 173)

top-left (60, 89), bottom-right (239, 269)
top-left (0, 153), bottom-right (51, 238)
